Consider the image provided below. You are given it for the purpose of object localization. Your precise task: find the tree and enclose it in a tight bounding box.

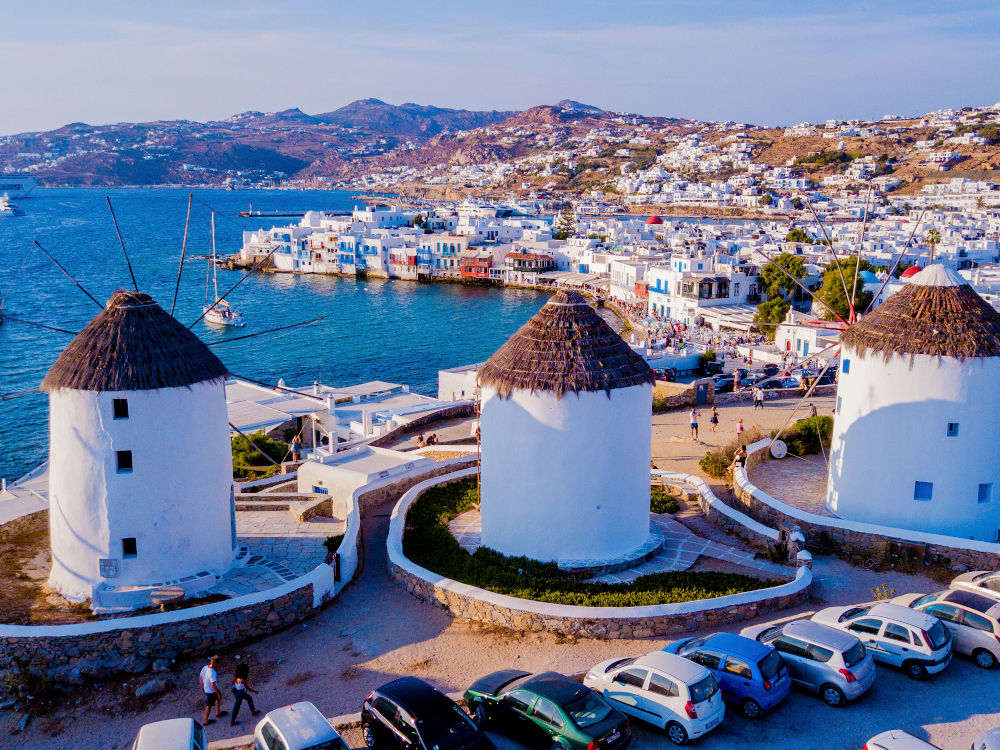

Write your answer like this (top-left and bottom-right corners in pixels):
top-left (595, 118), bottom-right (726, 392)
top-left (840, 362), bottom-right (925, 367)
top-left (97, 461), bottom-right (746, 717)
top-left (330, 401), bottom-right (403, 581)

top-left (552, 207), bottom-right (577, 240)
top-left (816, 256), bottom-right (874, 321)
top-left (784, 228), bottom-right (814, 244)
top-left (924, 228), bottom-right (942, 264)
top-left (754, 298), bottom-right (790, 341)
top-left (758, 252), bottom-right (807, 302)
top-left (791, 197), bottom-right (804, 210)
top-left (758, 193), bottom-right (774, 207)
top-left (893, 260), bottom-right (917, 278)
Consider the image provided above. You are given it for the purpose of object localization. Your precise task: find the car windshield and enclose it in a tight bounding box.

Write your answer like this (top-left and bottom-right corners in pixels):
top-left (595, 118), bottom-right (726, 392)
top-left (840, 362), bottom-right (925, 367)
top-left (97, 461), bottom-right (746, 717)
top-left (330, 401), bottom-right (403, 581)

top-left (311, 741), bottom-right (349, 750)
top-left (979, 574), bottom-right (1000, 593)
top-left (925, 620), bottom-right (950, 650)
top-left (416, 706), bottom-right (479, 749)
top-left (912, 593), bottom-right (940, 608)
top-left (842, 641), bottom-right (866, 668)
top-left (564, 693), bottom-right (613, 729)
top-left (677, 636), bottom-right (707, 655)
top-left (838, 605), bottom-right (872, 623)
top-left (758, 651), bottom-right (783, 680)
top-left (688, 675), bottom-right (718, 703)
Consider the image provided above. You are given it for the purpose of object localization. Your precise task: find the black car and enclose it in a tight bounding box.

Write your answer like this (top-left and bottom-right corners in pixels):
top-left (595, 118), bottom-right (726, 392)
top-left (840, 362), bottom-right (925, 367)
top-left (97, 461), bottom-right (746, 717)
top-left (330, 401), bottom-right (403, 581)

top-left (702, 360), bottom-right (725, 376)
top-left (713, 376), bottom-right (735, 394)
top-left (654, 368), bottom-right (676, 382)
top-left (464, 671), bottom-right (630, 750)
top-left (363, 677), bottom-right (494, 750)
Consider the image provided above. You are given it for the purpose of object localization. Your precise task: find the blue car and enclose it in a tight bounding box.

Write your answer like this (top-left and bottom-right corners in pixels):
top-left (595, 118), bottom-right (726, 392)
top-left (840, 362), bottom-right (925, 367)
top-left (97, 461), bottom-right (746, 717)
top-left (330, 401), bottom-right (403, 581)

top-left (663, 633), bottom-right (790, 719)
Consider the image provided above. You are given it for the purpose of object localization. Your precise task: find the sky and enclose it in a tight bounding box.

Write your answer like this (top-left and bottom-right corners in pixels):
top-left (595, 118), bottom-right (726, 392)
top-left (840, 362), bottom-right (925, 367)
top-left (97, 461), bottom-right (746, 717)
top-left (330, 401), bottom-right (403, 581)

top-left (2, 0), bottom-right (999, 135)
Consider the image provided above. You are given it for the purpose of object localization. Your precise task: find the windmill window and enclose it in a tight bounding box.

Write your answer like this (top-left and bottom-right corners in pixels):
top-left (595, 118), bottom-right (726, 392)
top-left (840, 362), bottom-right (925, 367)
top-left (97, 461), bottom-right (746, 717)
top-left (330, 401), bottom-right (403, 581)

top-left (914, 481), bottom-right (933, 502)
top-left (116, 450), bottom-right (133, 473)
top-left (842, 359), bottom-right (850, 374)
top-left (979, 483), bottom-right (993, 504)
top-left (112, 398), bottom-right (129, 419)
top-left (947, 423), bottom-right (959, 437)
top-left (121, 538), bottom-right (137, 559)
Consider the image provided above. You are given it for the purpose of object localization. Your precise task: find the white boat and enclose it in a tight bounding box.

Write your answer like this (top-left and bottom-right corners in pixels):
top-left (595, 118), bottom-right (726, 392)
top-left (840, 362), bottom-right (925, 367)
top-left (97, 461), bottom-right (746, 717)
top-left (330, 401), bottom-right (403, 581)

top-left (0, 173), bottom-right (35, 198)
top-left (203, 213), bottom-right (245, 327)
top-left (0, 193), bottom-right (24, 217)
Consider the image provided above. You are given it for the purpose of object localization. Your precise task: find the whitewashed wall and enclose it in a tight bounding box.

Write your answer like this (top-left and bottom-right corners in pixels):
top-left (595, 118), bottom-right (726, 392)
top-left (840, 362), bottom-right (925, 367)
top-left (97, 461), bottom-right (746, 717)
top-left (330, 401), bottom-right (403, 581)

top-left (48, 379), bottom-right (236, 600)
top-left (480, 383), bottom-right (652, 563)
top-left (827, 347), bottom-right (1000, 540)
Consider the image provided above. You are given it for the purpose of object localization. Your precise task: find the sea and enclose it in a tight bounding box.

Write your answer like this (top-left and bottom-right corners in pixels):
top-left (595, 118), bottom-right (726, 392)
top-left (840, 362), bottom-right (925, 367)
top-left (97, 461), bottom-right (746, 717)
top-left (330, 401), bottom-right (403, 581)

top-left (0, 188), bottom-right (551, 481)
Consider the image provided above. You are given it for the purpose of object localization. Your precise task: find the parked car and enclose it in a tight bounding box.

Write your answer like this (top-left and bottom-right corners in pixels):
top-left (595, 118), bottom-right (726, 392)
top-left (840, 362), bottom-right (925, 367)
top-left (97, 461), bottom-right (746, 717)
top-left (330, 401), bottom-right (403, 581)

top-left (655, 368), bottom-right (677, 382)
top-left (255, 703), bottom-right (348, 750)
top-left (863, 730), bottom-right (942, 749)
top-left (584, 650), bottom-right (724, 745)
top-left (464, 670), bottom-right (630, 750)
top-left (811, 602), bottom-right (952, 679)
top-left (972, 727), bottom-right (1000, 750)
top-left (951, 570), bottom-right (1000, 601)
top-left (662, 632), bottom-right (790, 719)
top-left (740, 619), bottom-right (876, 706)
top-left (760, 363), bottom-right (780, 376)
top-left (362, 678), bottom-right (493, 750)
top-left (713, 376), bottom-right (735, 394)
top-left (133, 718), bottom-right (205, 750)
top-left (702, 360), bottom-right (725, 376)
top-left (893, 589), bottom-right (1000, 669)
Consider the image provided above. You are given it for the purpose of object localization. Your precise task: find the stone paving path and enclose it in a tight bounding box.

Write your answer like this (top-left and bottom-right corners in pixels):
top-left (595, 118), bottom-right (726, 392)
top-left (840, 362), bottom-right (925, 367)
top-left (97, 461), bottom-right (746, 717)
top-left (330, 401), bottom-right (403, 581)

top-left (448, 507), bottom-right (791, 585)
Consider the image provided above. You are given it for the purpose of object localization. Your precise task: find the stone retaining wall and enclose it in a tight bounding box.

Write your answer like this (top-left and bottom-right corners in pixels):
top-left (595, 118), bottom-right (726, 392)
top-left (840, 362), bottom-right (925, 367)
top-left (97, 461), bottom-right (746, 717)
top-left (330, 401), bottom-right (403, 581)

top-left (369, 403), bottom-right (476, 449)
top-left (652, 379), bottom-right (715, 411)
top-left (0, 509), bottom-right (46, 541)
top-left (713, 383), bottom-right (836, 406)
top-left (733, 440), bottom-right (1000, 572)
top-left (387, 469), bottom-right (811, 639)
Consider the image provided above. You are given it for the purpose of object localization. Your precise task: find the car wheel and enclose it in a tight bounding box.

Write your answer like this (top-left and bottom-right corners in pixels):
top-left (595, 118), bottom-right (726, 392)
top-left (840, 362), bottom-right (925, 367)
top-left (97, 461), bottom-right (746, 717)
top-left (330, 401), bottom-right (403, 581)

top-left (974, 648), bottom-right (998, 670)
top-left (362, 723), bottom-right (378, 748)
top-left (550, 742), bottom-right (568, 750)
top-left (474, 703), bottom-right (489, 728)
top-left (820, 683), bottom-right (845, 707)
top-left (740, 698), bottom-right (763, 719)
top-left (665, 721), bottom-right (689, 746)
top-left (904, 661), bottom-right (928, 680)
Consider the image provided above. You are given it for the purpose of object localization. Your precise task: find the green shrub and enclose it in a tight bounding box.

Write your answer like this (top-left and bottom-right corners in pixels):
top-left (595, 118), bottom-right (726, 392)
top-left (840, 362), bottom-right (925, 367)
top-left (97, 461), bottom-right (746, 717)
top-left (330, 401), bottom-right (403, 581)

top-left (777, 416), bottom-right (833, 456)
top-left (402, 478), bottom-right (775, 607)
top-left (324, 535), bottom-right (344, 555)
top-left (232, 431), bottom-right (288, 476)
top-left (651, 488), bottom-right (680, 514)
top-left (699, 451), bottom-right (731, 478)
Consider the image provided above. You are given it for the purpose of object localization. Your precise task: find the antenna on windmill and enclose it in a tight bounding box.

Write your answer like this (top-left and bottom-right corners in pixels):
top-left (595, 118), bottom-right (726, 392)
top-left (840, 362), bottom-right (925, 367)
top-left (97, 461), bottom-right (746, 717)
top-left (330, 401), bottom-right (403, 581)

top-left (203, 317), bottom-right (323, 347)
top-left (106, 197), bottom-right (139, 291)
top-left (170, 193), bottom-right (193, 316)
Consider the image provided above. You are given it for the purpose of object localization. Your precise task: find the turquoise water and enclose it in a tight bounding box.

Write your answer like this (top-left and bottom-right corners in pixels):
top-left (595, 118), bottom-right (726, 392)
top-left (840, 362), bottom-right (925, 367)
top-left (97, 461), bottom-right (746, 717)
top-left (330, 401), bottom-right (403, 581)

top-left (0, 188), bottom-right (548, 480)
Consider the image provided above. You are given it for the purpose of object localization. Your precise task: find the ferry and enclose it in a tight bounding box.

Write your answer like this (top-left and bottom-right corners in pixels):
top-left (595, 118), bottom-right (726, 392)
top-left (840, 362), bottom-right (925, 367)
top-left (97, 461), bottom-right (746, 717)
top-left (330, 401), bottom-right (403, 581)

top-left (0, 193), bottom-right (24, 216)
top-left (0, 173), bottom-right (35, 198)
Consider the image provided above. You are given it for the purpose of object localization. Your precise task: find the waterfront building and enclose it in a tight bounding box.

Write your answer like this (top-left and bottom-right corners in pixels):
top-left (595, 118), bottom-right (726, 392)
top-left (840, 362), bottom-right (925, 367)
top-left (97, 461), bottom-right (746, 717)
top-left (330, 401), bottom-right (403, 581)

top-left (477, 290), bottom-right (655, 564)
top-left (646, 253), bottom-right (756, 326)
top-left (42, 291), bottom-right (236, 606)
top-left (826, 265), bottom-right (1000, 540)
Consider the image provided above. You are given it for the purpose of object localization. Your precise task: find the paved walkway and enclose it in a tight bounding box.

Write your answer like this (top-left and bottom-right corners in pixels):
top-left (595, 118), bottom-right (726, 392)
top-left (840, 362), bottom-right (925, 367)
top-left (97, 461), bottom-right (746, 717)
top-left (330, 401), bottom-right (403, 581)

top-left (448, 508), bottom-right (791, 584)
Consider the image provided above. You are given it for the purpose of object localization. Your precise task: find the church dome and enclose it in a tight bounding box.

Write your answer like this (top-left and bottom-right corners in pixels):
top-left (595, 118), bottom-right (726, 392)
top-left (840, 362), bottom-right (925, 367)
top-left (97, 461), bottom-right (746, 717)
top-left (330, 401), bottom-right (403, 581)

top-left (42, 290), bottom-right (228, 392)
top-left (645, 215), bottom-right (664, 225)
top-left (900, 265), bottom-right (922, 278)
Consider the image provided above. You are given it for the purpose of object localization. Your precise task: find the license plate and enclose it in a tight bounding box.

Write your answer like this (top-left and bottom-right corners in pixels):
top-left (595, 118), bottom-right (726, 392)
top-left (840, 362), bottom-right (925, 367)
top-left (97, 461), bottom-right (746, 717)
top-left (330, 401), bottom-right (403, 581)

top-left (607, 730), bottom-right (620, 743)
top-left (707, 717), bottom-right (720, 730)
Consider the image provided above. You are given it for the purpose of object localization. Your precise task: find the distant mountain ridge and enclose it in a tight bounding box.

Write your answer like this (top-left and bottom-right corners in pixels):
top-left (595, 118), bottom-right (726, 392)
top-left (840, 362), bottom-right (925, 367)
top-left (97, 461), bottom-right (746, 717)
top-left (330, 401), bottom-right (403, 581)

top-left (313, 98), bottom-right (517, 136)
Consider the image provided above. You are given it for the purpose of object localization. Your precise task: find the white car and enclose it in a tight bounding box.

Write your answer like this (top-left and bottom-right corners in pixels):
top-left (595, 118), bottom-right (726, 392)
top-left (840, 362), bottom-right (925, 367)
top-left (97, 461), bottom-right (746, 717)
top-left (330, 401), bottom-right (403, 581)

top-left (584, 650), bottom-right (724, 746)
top-left (864, 730), bottom-right (941, 749)
top-left (132, 718), bottom-right (205, 750)
top-left (893, 589), bottom-right (1000, 669)
top-left (951, 570), bottom-right (1000, 601)
top-left (254, 702), bottom-right (348, 750)
top-left (972, 727), bottom-right (1000, 750)
top-left (811, 602), bottom-right (952, 679)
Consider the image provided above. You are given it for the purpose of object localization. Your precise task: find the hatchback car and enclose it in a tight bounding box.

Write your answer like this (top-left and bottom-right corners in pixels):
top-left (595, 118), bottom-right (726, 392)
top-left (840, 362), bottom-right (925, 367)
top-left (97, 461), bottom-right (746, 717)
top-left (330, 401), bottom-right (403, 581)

top-left (740, 619), bottom-right (876, 706)
top-left (863, 730), bottom-right (941, 749)
top-left (362, 678), bottom-right (493, 750)
top-left (811, 602), bottom-right (952, 679)
top-left (254, 702), bottom-right (348, 750)
top-left (951, 570), bottom-right (1000, 601)
top-left (133, 718), bottom-right (205, 750)
top-left (584, 650), bottom-right (724, 745)
top-left (972, 727), bottom-right (1000, 750)
top-left (662, 632), bottom-right (790, 719)
top-left (464, 670), bottom-right (630, 750)
top-left (893, 589), bottom-right (1000, 669)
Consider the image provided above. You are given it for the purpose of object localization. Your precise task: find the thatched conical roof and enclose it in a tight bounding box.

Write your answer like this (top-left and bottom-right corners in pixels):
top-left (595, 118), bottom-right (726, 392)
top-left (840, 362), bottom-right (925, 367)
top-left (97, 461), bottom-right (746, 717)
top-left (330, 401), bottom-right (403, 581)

top-left (841, 265), bottom-right (1000, 361)
top-left (478, 290), bottom-right (654, 399)
top-left (42, 290), bottom-right (229, 392)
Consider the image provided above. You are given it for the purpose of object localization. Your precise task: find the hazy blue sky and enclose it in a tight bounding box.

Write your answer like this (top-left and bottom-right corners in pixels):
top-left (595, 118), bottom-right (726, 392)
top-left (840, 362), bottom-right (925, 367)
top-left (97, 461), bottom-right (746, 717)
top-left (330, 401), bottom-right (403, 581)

top-left (2, 1), bottom-right (998, 134)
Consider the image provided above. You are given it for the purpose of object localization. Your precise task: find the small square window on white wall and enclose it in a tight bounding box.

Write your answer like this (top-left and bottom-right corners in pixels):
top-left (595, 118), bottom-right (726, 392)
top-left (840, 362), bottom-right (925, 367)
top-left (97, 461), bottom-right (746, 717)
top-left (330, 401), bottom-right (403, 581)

top-left (842, 359), bottom-right (850, 374)
top-left (979, 483), bottom-right (993, 504)
top-left (947, 423), bottom-right (959, 437)
top-left (914, 481), bottom-right (933, 501)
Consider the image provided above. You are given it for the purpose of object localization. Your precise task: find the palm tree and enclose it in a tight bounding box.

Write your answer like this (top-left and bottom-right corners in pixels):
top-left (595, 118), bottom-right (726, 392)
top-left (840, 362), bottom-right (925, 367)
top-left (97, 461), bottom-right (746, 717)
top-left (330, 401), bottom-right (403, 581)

top-left (924, 229), bottom-right (942, 265)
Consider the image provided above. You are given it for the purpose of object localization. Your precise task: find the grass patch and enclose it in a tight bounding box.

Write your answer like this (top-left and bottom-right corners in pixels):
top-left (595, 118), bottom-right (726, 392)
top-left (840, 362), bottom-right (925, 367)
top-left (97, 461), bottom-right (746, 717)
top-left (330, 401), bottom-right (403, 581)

top-left (403, 479), bottom-right (777, 607)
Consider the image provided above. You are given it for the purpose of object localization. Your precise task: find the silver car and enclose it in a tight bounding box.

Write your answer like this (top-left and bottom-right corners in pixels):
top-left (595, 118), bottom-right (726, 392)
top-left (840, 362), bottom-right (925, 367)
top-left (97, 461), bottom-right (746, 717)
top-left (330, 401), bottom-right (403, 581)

top-left (972, 727), bottom-right (1000, 750)
top-left (951, 570), bottom-right (1000, 602)
top-left (864, 730), bottom-right (941, 749)
top-left (741, 619), bottom-right (876, 707)
top-left (893, 589), bottom-right (1000, 670)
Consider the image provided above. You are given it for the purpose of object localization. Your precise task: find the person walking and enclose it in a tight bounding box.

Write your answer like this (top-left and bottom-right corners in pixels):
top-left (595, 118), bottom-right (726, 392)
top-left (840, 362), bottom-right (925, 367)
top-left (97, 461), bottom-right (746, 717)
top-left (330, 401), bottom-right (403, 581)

top-left (808, 402), bottom-right (818, 418)
top-left (199, 655), bottom-right (226, 725)
top-left (754, 386), bottom-right (764, 409)
top-left (230, 662), bottom-right (261, 726)
top-left (736, 418), bottom-right (745, 438)
top-left (689, 407), bottom-right (701, 440)
top-left (709, 406), bottom-right (719, 433)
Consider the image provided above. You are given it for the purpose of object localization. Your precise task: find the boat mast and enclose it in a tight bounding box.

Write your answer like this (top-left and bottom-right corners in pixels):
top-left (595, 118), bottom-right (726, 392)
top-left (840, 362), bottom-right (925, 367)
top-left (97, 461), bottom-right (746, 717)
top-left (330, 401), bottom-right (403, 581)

top-left (211, 211), bottom-right (220, 303)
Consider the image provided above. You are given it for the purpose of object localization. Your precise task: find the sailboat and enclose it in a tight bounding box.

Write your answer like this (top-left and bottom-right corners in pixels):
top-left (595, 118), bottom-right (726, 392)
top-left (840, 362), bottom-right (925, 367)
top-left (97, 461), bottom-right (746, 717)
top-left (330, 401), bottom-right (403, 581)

top-left (203, 212), bottom-right (245, 327)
